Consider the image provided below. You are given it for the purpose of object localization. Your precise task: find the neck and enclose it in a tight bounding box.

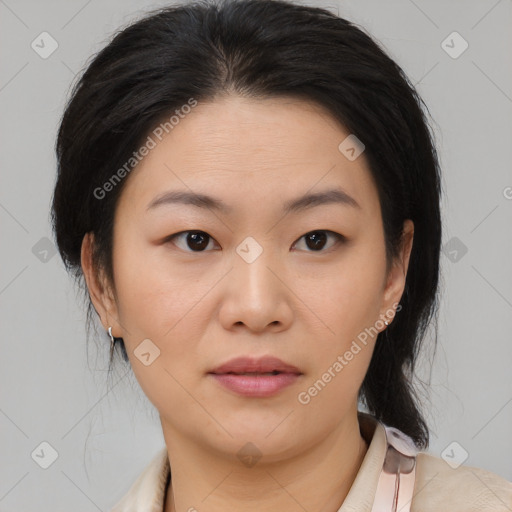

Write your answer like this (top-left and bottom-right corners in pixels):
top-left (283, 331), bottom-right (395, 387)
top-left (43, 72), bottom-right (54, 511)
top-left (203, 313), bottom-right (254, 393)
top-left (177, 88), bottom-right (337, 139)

top-left (162, 413), bottom-right (369, 512)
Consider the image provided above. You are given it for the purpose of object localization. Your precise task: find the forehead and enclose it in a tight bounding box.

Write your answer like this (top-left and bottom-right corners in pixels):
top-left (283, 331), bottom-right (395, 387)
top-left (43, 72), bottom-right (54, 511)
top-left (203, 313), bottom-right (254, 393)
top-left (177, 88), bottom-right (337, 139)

top-left (116, 95), bottom-right (379, 218)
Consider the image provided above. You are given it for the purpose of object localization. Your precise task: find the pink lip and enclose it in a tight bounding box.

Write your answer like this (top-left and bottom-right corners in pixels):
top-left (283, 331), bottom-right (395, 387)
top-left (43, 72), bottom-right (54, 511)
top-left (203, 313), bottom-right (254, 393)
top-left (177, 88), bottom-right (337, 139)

top-left (208, 356), bottom-right (303, 398)
top-left (210, 356), bottom-right (302, 374)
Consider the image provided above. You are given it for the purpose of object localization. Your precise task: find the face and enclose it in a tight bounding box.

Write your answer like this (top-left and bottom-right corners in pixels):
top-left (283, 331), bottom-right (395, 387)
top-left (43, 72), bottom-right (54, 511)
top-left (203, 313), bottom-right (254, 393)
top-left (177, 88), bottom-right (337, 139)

top-left (82, 94), bottom-right (412, 463)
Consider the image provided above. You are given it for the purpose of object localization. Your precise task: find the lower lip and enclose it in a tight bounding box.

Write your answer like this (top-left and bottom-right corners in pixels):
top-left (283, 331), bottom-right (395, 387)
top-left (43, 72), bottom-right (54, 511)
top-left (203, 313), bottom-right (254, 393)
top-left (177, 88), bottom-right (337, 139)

top-left (209, 373), bottom-right (301, 397)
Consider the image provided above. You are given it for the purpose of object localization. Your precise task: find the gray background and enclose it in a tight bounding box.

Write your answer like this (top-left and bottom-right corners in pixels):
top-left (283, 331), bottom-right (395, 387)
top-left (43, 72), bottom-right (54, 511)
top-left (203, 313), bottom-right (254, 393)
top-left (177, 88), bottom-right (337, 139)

top-left (1, 0), bottom-right (511, 510)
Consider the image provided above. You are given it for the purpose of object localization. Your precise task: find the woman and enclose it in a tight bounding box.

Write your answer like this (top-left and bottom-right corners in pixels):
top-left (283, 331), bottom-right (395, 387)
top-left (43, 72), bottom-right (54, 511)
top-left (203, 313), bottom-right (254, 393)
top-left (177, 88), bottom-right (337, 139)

top-left (50, 0), bottom-right (512, 510)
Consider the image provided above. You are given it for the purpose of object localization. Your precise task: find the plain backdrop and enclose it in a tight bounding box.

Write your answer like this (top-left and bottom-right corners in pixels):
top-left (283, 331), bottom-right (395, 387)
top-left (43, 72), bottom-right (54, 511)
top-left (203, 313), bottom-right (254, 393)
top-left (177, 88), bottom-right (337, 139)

top-left (1, 0), bottom-right (511, 510)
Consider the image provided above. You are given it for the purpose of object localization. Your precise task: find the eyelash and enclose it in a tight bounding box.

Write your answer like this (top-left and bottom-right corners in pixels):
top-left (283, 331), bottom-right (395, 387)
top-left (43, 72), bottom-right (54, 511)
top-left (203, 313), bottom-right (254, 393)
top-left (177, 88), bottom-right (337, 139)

top-left (165, 230), bottom-right (346, 253)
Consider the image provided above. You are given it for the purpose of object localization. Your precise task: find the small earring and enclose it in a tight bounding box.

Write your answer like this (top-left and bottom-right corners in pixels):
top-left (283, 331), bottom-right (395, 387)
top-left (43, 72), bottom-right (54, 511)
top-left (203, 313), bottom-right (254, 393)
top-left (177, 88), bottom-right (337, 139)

top-left (384, 319), bottom-right (390, 326)
top-left (108, 326), bottom-right (115, 353)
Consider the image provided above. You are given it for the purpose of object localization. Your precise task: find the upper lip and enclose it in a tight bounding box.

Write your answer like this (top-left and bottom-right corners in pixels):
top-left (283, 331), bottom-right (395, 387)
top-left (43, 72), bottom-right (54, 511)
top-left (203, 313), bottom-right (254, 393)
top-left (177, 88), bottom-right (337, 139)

top-left (209, 356), bottom-right (302, 375)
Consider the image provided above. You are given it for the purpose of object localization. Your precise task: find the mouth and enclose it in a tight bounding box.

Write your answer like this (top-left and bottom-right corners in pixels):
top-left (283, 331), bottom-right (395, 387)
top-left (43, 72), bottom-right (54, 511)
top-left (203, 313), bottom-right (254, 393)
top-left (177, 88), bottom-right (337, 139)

top-left (213, 370), bottom-right (285, 376)
top-left (208, 356), bottom-right (303, 397)
top-left (209, 355), bottom-right (302, 375)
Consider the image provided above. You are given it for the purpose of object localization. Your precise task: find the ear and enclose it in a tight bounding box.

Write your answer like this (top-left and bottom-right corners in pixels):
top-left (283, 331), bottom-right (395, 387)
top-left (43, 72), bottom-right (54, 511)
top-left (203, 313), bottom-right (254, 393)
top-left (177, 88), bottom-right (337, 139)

top-left (379, 219), bottom-right (414, 325)
top-left (81, 232), bottom-right (122, 337)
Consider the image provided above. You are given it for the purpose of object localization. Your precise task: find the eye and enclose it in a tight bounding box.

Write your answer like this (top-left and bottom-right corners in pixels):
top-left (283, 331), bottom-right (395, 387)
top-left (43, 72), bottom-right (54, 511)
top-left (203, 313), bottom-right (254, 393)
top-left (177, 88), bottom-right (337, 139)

top-left (166, 230), bottom-right (219, 252)
top-left (292, 230), bottom-right (345, 252)
top-left (165, 229), bottom-right (345, 253)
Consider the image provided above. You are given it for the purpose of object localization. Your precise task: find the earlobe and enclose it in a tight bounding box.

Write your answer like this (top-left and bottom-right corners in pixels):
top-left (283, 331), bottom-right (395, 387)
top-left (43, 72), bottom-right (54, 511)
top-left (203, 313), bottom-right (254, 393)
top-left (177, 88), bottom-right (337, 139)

top-left (80, 232), bottom-right (119, 332)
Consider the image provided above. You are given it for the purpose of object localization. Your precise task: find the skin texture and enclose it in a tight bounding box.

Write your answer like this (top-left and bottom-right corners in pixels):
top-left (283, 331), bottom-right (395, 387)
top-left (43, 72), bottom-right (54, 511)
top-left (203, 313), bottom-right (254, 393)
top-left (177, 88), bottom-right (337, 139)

top-left (81, 94), bottom-right (413, 512)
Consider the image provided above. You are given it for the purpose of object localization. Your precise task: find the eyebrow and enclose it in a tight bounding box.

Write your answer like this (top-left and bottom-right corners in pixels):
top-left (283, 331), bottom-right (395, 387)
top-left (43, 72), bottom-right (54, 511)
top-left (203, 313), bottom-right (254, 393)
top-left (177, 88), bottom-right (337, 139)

top-left (146, 188), bottom-right (360, 214)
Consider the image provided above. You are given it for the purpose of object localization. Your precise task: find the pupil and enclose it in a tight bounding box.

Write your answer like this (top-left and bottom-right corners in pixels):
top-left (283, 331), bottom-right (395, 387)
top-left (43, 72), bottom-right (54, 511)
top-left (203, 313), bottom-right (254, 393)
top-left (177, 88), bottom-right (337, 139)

top-left (306, 231), bottom-right (326, 250)
top-left (185, 231), bottom-right (328, 252)
top-left (188, 231), bottom-right (209, 251)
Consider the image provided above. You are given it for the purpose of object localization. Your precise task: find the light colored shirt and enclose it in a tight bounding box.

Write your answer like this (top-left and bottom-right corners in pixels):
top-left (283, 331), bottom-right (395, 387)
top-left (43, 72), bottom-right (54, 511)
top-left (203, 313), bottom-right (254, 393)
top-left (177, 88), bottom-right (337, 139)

top-left (110, 412), bottom-right (512, 511)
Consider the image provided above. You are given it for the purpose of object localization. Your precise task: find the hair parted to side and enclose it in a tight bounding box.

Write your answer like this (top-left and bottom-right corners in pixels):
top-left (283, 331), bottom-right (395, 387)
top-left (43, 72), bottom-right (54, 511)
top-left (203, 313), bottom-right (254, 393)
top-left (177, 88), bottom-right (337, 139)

top-left (51, 0), bottom-right (442, 449)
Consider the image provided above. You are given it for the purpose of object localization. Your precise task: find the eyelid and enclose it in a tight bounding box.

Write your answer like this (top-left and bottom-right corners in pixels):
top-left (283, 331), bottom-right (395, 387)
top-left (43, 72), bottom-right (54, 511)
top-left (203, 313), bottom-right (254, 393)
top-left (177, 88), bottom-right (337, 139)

top-left (165, 229), bottom-right (346, 253)
top-left (292, 230), bottom-right (345, 252)
top-left (165, 230), bottom-right (220, 251)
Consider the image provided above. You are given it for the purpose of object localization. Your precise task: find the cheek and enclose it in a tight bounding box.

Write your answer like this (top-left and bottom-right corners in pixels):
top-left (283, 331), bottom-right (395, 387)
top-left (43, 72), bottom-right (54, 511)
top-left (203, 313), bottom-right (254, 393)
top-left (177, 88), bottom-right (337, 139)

top-left (111, 238), bottom-right (225, 376)
top-left (111, 239), bottom-right (198, 344)
top-left (299, 236), bottom-right (386, 383)
top-left (111, 243), bottom-right (211, 411)
top-left (306, 241), bottom-right (386, 336)
top-left (295, 261), bottom-right (384, 416)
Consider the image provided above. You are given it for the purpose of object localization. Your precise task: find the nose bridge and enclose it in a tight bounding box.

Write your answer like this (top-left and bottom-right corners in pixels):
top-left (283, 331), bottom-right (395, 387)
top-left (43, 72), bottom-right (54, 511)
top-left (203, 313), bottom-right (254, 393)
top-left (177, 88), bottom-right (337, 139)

top-left (233, 235), bottom-right (278, 296)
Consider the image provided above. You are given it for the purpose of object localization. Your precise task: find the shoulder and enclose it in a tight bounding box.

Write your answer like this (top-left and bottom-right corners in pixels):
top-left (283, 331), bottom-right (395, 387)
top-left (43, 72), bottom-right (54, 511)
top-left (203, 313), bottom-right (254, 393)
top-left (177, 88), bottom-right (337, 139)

top-left (412, 452), bottom-right (512, 511)
top-left (109, 447), bottom-right (170, 512)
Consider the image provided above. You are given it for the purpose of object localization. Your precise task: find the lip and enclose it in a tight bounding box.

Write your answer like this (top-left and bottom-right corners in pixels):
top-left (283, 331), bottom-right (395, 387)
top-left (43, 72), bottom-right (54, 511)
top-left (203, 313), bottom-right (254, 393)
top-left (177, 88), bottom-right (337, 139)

top-left (209, 356), bottom-right (302, 375)
top-left (208, 356), bottom-right (303, 398)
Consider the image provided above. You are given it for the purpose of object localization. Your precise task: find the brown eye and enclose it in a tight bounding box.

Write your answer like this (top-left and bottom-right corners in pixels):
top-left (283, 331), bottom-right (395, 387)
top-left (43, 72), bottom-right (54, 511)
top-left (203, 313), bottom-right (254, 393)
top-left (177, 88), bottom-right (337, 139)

top-left (167, 231), bottom-right (218, 252)
top-left (293, 230), bottom-right (345, 252)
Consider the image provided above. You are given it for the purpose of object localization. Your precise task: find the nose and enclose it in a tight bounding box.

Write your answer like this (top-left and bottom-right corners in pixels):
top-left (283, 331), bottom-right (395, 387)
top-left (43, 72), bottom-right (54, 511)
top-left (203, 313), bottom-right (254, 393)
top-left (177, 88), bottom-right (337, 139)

top-left (218, 242), bottom-right (294, 334)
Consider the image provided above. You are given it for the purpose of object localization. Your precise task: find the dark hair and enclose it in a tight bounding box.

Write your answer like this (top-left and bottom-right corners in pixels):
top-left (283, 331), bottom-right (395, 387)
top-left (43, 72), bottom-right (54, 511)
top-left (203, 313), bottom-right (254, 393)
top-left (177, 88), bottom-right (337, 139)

top-left (51, 0), bottom-right (442, 449)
